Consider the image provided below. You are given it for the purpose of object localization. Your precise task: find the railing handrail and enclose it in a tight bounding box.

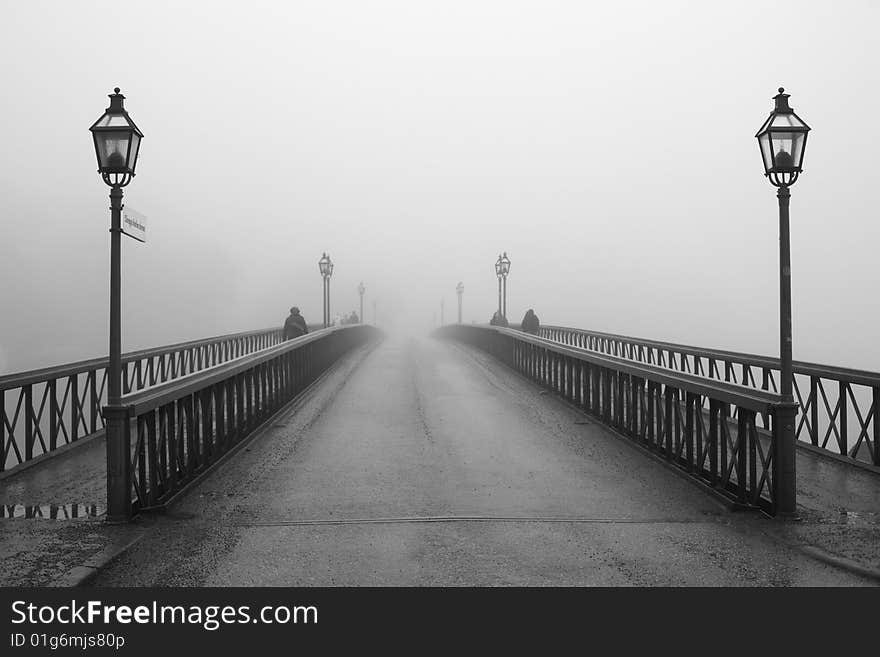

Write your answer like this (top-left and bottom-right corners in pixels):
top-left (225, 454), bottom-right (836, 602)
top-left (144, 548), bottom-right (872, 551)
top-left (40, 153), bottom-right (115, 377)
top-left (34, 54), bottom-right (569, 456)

top-left (120, 327), bottom-right (339, 415)
top-left (496, 327), bottom-right (781, 413)
top-left (541, 324), bottom-right (880, 387)
top-left (0, 326), bottom-right (284, 390)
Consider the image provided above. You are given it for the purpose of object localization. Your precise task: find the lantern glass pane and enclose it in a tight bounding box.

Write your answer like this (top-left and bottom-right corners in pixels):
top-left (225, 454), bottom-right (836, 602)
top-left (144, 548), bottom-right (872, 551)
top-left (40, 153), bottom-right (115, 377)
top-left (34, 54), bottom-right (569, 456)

top-left (770, 132), bottom-right (805, 172)
top-left (758, 133), bottom-right (773, 172)
top-left (789, 132), bottom-right (805, 169)
top-left (94, 130), bottom-right (132, 172)
top-left (769, 113), bottom-right (807, 129)
top-left (94, 114), bottom-right (131, 128)
top-left (128, 133), bottom-right (141, 171)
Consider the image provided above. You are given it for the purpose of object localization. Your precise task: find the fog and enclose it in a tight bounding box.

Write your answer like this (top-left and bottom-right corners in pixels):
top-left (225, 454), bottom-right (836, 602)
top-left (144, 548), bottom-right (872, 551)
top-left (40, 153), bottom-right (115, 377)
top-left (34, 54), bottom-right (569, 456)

top-left (1, 0), bottom-right (878, 374)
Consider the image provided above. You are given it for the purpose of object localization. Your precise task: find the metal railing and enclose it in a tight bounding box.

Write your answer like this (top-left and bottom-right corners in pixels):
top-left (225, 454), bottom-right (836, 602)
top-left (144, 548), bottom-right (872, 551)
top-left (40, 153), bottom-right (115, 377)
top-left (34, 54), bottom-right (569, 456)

top-left (0, 327), bottom-right (288, 473)
top-left (540, 325), bottom-right (880, 467)
top-left (112, 324), bottom-right (380, 516)
top-left (437, 324), bottom-right (792, 515)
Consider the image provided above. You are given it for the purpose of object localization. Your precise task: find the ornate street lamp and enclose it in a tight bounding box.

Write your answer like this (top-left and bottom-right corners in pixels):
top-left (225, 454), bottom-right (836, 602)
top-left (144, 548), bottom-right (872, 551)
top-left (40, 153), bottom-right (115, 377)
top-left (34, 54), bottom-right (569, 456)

top-left (90, 88), bottom-right (144, 187)
top-left (499, 252), bottom-right (511, 319)
top-left (755, 87), bottom-right (810, 516)
top-left (318, 253), bottom-right (333, 327)
top-left (357, 281), bottom-right (365, 324)
top-left (755, 88), bottom-right (810, 188)
top-left (456, 281), bottom-right (464, 323)
top-left (89, 88), bottom-right (144, 522)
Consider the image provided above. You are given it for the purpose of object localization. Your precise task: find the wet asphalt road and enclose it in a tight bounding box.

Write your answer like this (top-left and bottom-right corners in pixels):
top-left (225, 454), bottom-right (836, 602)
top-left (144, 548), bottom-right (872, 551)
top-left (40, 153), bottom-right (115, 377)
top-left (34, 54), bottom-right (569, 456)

top-left (90, 335), bottom-right (874, 586)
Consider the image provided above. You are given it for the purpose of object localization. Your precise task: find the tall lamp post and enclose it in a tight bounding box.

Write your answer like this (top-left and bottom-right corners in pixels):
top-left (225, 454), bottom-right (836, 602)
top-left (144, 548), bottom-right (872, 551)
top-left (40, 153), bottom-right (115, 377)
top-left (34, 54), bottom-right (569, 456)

top-left (358, 281), bottom-right (365, 324)
top-left (89, 88), bottom-right (144, 522)
top-left (494, 254), bottom-right (503, 317)
top-left (755, 87), bottom-right (810, 516)
top-left (319, 253), bottom-right (334, 327)
top-left (456, 281), bottom-right (464, 323)
top-left (499, 252), bottom-right (511, 319)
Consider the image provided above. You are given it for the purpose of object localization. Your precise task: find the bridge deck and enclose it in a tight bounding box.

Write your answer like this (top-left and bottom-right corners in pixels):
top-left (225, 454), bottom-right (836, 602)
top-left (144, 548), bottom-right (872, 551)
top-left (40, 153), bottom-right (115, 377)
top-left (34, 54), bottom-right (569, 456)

top-left (1, 335), bottom-right (878, 585)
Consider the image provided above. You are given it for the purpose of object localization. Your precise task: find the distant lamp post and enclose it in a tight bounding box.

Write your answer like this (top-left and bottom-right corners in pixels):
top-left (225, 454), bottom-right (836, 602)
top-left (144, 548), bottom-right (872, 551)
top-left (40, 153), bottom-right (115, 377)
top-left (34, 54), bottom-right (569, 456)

top-left (456, 281), bottom-right (464, 323)
top-left (499, 252), bottom-right (511, 319)
top-left (319, 253), bottom-right (334, 327)
top-left (357, 281), bottom-right (365, 324)
top-left (494, 254), bottom-right (503, 317)
top-left (89, 88), bottom-right (144, 522)
top-left (755, 87), bottom-right (810, 516)
top-left (440, 298), bottom-right (445, 326)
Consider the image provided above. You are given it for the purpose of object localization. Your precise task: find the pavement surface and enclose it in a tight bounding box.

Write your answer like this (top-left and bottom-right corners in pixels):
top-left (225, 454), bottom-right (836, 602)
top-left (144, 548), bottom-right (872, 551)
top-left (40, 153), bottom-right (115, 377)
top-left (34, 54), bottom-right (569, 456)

top-left (67, 333), bottom-right (874, 586)
top-left (2, 333), bottom-right (878, 586)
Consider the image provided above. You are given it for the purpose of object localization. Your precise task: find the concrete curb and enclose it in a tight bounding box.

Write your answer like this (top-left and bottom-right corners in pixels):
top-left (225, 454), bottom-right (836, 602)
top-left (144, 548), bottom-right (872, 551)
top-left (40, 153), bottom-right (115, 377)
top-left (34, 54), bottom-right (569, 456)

top-left (51, 532), bottom-right (145, 587)
top-left (795, 545), bottom-right (880, 583)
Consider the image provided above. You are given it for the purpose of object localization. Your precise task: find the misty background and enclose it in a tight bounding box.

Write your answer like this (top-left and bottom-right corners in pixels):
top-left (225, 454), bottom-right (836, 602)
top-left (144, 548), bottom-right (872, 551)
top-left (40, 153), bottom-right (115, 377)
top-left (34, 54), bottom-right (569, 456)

top-left (1, 0), bottom-right (877, 374)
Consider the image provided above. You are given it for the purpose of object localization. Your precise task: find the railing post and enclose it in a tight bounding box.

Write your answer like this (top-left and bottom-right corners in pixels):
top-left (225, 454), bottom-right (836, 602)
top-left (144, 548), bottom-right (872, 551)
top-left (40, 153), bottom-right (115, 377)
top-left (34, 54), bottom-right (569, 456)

top-left (49, 380), bottom-right (58, 452)
top-left (708, 400), bottom-right (719, 485)
top-left (873, 386), bottom-right (880, 466)
top-left (24, 385), bottom-right (33, 462)
top-left (809, 376), bottom-right (819, 446)
top-left (737, 411), bottom-right (748, 504)
top-left (89, 370), bottom-right (99, 433)
top-left (0, 391), bottom-right (5, 472)
top-left (685, 391), bottom-right (695, 471)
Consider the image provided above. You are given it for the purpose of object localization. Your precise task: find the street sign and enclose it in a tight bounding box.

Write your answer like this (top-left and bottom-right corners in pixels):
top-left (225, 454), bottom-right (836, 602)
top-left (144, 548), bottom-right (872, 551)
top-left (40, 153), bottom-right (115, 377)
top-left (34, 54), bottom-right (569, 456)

top-left (121, 206), bottom-right (146, 243)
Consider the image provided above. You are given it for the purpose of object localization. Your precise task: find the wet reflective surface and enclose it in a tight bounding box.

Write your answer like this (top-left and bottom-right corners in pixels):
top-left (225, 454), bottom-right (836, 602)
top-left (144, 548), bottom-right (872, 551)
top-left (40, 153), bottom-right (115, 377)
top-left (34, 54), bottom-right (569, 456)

top-left (88, 336), bottom-right (878, 586)
top-left (0, 504), bottom-right (104, 520)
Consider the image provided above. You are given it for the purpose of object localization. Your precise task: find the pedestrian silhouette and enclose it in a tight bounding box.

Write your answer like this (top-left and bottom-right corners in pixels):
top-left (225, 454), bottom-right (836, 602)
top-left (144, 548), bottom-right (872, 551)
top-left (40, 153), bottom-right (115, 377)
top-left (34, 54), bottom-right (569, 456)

top-left (283, 307), bottom-right (309, 340)
top-left (520, 309), bottom-right (540, 334)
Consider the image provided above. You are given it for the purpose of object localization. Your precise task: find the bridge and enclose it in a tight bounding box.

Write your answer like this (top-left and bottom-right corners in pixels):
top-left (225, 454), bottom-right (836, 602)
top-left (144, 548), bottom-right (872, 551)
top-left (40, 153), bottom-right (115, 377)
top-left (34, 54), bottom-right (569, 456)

top-left (1, 321), bottom-right (878, 586)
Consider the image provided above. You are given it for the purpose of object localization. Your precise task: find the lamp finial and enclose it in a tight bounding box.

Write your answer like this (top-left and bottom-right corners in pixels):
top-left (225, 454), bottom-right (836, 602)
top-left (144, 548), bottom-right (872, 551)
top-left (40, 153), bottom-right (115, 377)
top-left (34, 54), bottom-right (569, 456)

top-left (773, 87), bottom-right (792, 113)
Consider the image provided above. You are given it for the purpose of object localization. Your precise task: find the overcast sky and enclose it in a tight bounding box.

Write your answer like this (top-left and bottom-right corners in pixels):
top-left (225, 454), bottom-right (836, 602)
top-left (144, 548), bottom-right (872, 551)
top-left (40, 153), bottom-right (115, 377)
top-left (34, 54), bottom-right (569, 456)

top-left (1, 0), bottom-right (878, 373)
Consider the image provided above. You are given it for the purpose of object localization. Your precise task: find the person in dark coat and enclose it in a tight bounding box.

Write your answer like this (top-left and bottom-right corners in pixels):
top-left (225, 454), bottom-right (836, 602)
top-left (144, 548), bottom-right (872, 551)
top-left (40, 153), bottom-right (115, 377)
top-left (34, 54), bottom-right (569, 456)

top-left (283, 307), bottom-right (308, 340)
top-left (521, 309), bottom-right (540, 334)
